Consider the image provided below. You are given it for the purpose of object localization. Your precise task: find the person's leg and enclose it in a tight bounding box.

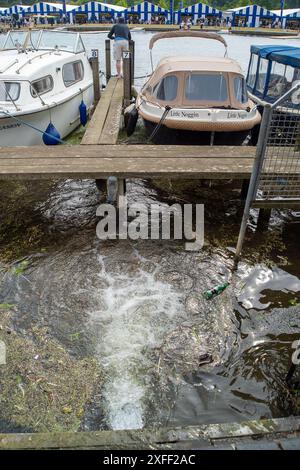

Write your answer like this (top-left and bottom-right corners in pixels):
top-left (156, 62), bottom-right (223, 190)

top-left (113, 41), bottom-right (123, 78)
top-left (116, 60), bottom-right (122, 78)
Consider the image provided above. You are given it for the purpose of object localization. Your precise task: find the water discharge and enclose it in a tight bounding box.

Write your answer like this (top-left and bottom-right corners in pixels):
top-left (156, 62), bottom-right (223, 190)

top-left (88, 252), bottom-right (183, 430)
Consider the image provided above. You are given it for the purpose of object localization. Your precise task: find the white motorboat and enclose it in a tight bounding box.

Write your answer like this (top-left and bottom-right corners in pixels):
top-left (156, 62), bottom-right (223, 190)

top-left (130, 31), bottom-right (261, 145)
top-left (0, 30), bottom-right (94, 146)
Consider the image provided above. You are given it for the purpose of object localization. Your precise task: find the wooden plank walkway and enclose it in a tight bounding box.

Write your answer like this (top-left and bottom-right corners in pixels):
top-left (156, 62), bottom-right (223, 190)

top-left (1, 145), bottom-right (300, 181)
top-left (81, 77), bottom-right (123, 146)
top-left (0, 145), bottom-right (257, 180)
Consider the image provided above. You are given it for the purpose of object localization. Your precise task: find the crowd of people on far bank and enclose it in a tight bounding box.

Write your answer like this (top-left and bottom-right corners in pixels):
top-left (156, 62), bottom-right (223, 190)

top-left (0, 13), bottom-right (299, 31)
top-left (0, 14), bottom-right (69, 31)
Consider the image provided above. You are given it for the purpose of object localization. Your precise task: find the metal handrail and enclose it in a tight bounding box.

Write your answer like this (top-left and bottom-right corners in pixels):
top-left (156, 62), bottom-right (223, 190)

top-left (235, 82), bottom-right (300, 262)
top-left (0, 59), bottom-right (19, 74)
top-left (15, 51), bottom-right (57, 74)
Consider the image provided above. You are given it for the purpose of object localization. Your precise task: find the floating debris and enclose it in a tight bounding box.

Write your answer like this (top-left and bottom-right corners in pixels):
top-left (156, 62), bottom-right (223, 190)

top-left (203, 282), bottom-right (230, 300)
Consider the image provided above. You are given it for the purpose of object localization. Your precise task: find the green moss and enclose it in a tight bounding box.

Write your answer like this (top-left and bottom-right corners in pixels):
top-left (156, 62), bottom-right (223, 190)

top-left (0, 310), bottom-right (102, 432)
top-left (65, 126), bottom-right (86, 145)
top-left (0, 180), bottom-right (58, 262)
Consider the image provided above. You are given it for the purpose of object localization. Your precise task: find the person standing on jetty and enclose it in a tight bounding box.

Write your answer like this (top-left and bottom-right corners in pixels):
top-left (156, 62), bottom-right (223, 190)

top-left (108, 17), bottom-right (132, 79)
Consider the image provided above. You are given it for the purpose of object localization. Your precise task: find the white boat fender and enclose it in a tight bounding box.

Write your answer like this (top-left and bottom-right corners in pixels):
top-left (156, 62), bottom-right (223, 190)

top-left (124, 104), bottom-right (138, 137)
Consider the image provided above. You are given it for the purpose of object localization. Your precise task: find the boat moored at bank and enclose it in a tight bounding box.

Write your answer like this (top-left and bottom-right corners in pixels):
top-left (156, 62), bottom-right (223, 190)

top-left (0, 30), bottom-right (94, 146)
top-left (130, 31), bottom-right (261, 145)
top-left (246, 44), bottom-right (300, 145)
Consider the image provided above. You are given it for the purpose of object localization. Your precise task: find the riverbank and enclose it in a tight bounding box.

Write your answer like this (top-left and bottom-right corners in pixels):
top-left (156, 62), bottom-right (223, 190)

top-left (0, 23), bottom-right (299, 37)
top-left (0, 306), bottom-right (102, 433)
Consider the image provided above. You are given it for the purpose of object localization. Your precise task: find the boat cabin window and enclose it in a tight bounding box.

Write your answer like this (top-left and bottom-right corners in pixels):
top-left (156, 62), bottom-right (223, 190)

top-left (267, 62), bottom-right (294, 99)
top-left (247, 53), bottom-right (259, 90)
top-left (63, 61), bottom-right (84, 87)
top-left (185, 73), bottom-right (228, 102)
top-left (155, 75), bottom-right (178, 102)
top-left (234, 76), bottom-right (248, 104)
top-left (0, 81), bottom-right (20, 102)
top-left (255, 58), bottom-right (269, 95)
top-left (31, 76), bottom-right (54, 97)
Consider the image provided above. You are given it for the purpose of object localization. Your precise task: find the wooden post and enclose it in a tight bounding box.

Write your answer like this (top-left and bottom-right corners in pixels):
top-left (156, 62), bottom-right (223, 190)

top-left (256, 208), bottom-right (272, 232)
top-left (123, 50), bottom-right (132, 109)
top-left (89, 50), bottom-right (100, 105)
top-left (117, 179), bottom-right (126, 209)
top-left (129, 40), bottom-right (135, 86)
top-left (105, 39), bottom-right (111, 84)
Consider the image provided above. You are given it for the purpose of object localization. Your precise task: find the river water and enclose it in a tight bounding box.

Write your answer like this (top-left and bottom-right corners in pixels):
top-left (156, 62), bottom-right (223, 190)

top-left (1, 31), bottom-right (300, 432)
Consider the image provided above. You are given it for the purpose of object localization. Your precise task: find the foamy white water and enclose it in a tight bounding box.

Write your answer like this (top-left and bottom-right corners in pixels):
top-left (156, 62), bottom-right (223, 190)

top-left (88, 252), bottom-right (184, 430)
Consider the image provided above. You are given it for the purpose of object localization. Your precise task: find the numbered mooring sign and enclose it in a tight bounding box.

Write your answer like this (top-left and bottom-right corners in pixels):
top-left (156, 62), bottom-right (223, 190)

top-left (122, 51), bottom-right (131, 60)
top-left (91, 49), bottom-right (99, 59)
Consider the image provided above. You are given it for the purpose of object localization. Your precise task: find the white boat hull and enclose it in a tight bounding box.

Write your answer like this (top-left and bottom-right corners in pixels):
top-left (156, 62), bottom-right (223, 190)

top-left (0, 85), bottom-right (94, 147)
top-left (138, 100), bottom-right (261, 133)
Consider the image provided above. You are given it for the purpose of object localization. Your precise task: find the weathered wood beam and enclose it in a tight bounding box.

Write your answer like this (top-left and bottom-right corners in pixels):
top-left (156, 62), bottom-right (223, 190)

top-left (0, 145), bottom-right (256, 180)
top-left (81, 78), bottom-right (119, 145)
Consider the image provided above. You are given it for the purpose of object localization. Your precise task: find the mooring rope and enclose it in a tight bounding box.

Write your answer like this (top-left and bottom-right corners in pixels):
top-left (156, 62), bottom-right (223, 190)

top-left (133, 73), bottom-right (152, 80)
top-left (147, 105), bottom-right (172, 143)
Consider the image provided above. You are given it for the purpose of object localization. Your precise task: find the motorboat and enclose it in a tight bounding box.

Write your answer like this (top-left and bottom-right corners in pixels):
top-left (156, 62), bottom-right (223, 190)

top-left (0, 30), bottom-right (94, 146)
top-left (130, 31), bottom-right (261, 145)
top-left (247, 45), bottom-right (300, 105)
top-left (246, 44), bottom-right (300, 144)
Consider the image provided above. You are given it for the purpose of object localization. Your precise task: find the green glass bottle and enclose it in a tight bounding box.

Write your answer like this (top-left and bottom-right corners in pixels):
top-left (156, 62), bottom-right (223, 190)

top-left (203, 282), bottom-right (230, 300)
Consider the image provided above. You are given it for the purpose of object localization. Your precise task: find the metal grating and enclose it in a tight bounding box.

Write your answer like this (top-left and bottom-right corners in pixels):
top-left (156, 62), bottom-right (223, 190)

top-left (255, 94), bottom-right (300, 201)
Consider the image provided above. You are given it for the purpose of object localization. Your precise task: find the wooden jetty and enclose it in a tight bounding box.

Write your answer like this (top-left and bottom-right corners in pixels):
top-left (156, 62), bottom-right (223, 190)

top-left (81, 77), bottom-right (123, 146)
top-left (0, 145), bottom-right (257, 180)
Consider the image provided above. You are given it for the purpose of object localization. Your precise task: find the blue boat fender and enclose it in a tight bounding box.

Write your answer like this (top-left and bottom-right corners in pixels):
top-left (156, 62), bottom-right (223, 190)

top-left (79, 100), bottom-right (88, 126)
top-left (43, 122), bottom-right (61, 146)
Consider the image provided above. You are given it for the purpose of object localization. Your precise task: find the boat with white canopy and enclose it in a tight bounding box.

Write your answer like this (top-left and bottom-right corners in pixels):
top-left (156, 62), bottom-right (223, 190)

top-left (131, 31), bottom-right (261, 145)
top-left (0, 30), bottom-right (94, 146)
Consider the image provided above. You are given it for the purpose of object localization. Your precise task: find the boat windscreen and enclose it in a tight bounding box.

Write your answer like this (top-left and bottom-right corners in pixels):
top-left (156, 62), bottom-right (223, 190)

top-left (255, 58), bottom-right (269, 95)
top-left (247, 53), bottom-right (259, 90)
top-left (37, 31), bottom-right (83, 53)
top-left (185, 73), bottom-right (228, 102)
top-left (1, 31), bottom-right (27, 50)
top-left (267, 62), bottom-right (299, 101)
